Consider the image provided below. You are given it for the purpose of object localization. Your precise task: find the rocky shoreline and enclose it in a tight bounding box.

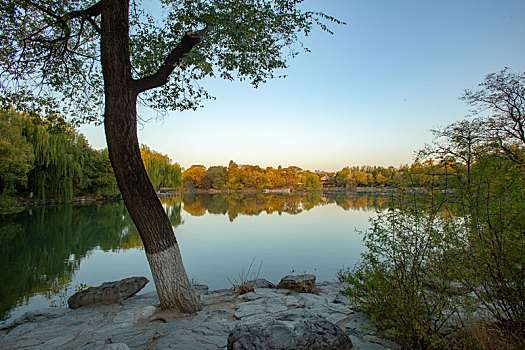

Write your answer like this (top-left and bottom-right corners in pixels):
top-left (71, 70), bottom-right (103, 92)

top-left (0, 278), bottom-right (400, 350)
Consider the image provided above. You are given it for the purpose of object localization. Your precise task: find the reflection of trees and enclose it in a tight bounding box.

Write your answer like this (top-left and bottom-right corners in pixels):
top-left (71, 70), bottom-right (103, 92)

top-left (302, 191), bottom-right (323, 210)
top-left (160, 196), bottom-right (183, 228)
top-left (181, 193), bottom-right (390, 220)
top-left (181, 193), bottom-right (207, 216)
top-left (0, 198), bottom-right (186, 321)
top-left (0, 202), bottom-right (144, 321)
top-left (205, 195), bottom-right (229, 215)
top-left (328, 194), bottom-right (391, 211)
top-left (225, 193), bottom-right (305, 221)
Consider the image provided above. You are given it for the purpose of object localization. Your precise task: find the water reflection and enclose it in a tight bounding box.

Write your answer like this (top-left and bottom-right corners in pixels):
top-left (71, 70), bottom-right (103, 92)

top-left (0, 193), bottom-right (388, 321)
top-left (182, 192), bottom-right (389, 220)
top-left (0, 202), bottom-right (134, 321)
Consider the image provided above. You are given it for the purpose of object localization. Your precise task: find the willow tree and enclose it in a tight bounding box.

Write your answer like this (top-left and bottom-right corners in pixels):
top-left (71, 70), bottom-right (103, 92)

top-left (0, 0), bottom-right (342, 312)
top-left (0, 110), bottom-right (33, 212)
top-left (0, 109), bottom-right (86, 204)
top-left (23, 114), bottom-right (87, 201)
top-left (140, 144), bottom-right (182, 191)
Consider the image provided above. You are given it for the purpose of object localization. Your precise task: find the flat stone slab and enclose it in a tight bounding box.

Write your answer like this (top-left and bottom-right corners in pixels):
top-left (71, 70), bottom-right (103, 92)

top-left (227, 312), bottom-right (353, 350)
top-left (67, 276), bottom-right (149, 309)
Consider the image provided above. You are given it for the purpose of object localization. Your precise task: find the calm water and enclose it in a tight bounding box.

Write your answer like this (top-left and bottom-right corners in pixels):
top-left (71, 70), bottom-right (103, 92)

top-left (0, 192), bottom-right (389, 325)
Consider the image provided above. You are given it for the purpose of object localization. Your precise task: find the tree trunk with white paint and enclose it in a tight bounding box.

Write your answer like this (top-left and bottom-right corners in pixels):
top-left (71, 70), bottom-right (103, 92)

top-left (100, 0), bottom-right (201, 313)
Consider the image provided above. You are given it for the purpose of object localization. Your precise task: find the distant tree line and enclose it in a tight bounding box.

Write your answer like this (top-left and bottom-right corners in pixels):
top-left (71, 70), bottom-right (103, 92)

top-left (181, 159), bottom-right (479, 192)
top-left (331, 159), bottom-right (485, 189)
top-left (182, 162), bottom-right (322, 191)
top-left (0, 109), bottom-right (182, 213)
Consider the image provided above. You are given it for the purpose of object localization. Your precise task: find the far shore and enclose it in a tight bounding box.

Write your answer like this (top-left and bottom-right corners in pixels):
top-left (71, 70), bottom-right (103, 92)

top-left (165, 186), bottom-right (396, 195)
top-left (14, 186), bottom-right (400, 208)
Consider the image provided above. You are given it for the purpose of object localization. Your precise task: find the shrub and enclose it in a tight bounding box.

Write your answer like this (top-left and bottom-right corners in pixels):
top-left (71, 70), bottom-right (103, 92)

top-left (227, 257), bottom-right (262, 295)
top-left (342, 195), bottom-right (474, 349)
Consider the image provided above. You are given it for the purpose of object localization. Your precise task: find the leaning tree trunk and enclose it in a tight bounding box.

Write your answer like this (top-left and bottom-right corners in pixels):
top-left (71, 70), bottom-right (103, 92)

top-left (100, 0), bottom-right (201, 313)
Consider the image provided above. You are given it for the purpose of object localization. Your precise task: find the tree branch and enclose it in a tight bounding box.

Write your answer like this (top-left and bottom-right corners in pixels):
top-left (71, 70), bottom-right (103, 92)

top-left (28, 0), bottom-right (105, 36)
top-left (85, 16), bottom-right (102, 34)
top-left (133, 31), bottom-right (203, 94)
top-left (65, 0), bottom-right (107, 19)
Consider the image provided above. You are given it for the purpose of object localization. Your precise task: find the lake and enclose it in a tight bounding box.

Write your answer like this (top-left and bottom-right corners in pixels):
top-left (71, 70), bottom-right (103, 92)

top-left (0, 192), bottom-right (389, 325)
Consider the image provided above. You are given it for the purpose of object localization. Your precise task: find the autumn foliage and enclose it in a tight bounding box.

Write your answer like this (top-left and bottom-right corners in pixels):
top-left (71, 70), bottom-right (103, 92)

top-left (181, 160), bottom-right (467, 192)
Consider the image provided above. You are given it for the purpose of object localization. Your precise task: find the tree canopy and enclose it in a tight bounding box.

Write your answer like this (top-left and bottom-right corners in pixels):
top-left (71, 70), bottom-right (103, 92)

top-left (0, 0), bottom-right (343, 122)
top-left (461, 68), bottom-right (525, 164)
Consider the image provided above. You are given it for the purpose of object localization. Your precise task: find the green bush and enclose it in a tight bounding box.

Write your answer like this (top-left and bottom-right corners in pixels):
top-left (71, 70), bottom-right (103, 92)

top-left (342, 195), bottom-right (473, 349)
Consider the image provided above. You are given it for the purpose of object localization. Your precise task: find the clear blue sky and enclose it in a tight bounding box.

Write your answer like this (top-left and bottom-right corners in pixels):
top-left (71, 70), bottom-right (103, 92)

top-left (80, 0), bottom-right (525, 172)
